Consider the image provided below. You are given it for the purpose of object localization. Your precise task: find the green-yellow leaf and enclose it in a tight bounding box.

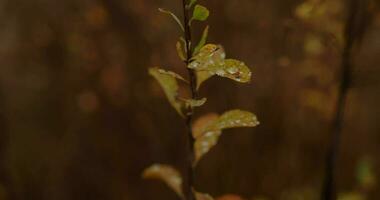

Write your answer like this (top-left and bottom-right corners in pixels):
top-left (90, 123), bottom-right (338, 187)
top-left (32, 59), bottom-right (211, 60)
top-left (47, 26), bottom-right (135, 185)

top-left (182, 97), bottom-right (207, 108)
top-left (212, 109), bottom-right (259, 130)
top-left (149, 68), bottom-right (184, 116)
top-left (176, 41), bottom-right (186, 61)
top-left (189, 44), bottom-right (225, 70)
top-left (193, 110), bottom-right (259, 165)
top-left (196, 70), bottom-right (213, 90)
top-left (194, 129), bottom-right (221, 165)
top-left (189, 44), bottom-right (252, 88)
top-left (192, 5), bottom-right (210, 22)
top-left (211, 59), bottom-right (252, 83)
top-left (159, 8), bottom-right (185, 31)
top-left (156, 68), bottom-right (188, 83)
top-left (193, 26), bottom-right (209, 56)
top-left (192, 113), bottom-right (219, 138)
top-left (143, 164), bottom-right (184, 198)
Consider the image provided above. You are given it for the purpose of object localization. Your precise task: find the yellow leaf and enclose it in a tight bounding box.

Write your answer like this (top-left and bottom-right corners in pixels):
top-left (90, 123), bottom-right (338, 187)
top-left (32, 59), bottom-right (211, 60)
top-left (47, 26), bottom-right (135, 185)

top-left (149, 67), bottom-right (184, 117)
top-left (189, 44), bottom-right (225, 70)
top-left (212, 59), bottom-right (252, 83)
top-left (194, 130), bottom-right (222, 165)
top-left (192, 113), bottom-right (219, 138)
top-left (194, 26), bottom-right (210, 56)
top-left (196, 70), bottom-right (213, 90)
top-left (182, 97), bottom-right (207, 109)
top-left (156, 68), bottom-right (188, 83)
top-left (211, 109), bottom-right (259, 130)
top-left (176, 40), bottom-right (186, 61)
top-left (193, 110), bottom-right (259, 165)
top-left (143, 164), bottom-right (184, 198)
top-left (189, 44), bottom-right (252, 89)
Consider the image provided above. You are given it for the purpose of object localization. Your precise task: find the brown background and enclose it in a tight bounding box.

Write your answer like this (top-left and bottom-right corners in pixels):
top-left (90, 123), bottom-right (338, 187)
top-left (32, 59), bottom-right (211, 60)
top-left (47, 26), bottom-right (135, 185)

top-left (0, 0), bottom-right (379, 199)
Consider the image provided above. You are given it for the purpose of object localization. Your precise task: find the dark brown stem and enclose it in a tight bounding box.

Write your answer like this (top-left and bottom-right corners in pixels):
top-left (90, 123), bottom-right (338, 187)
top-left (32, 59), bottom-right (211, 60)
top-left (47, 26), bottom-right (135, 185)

top-left (321, 0), bottom-right (370, 199)
top-left (181, 0), bottom-right (197, 200)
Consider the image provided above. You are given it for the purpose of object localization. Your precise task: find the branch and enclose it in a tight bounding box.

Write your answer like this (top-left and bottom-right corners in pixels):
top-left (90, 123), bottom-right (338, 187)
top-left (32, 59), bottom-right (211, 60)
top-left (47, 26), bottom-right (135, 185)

top-left (181, 0), bottom-right (197, 200)
top-left (321, 0), bottom-right (371, 199)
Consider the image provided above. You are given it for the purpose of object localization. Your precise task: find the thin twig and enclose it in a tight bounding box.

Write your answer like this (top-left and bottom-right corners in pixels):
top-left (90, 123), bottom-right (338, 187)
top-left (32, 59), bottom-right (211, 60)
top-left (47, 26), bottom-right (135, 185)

top-left (181, 0), bottom-right (197, 200)
top-left (321, 0), bottom-right (370, 199)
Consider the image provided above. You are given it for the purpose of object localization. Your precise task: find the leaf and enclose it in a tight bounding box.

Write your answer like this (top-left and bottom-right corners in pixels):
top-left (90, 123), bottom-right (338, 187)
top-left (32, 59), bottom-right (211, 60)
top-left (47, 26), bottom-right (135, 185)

top-left (189, 44), bottom-right (252, 88)
top-left (192, 5), bottom-right (210, 22)
top-left (193, 26), bottom-right (210, 56)
top-left (182, 97), bottom-right (207, 108)
top-left (195, 191), bottom-right (214, 200)
top-left (189, 44), bottom-right (226, 70)
top-left (156, 68), bottom-right (188, 83)
top-left (176, 41), bottom-right (186, 61)
top-left (193, 110), bottom-right (259, 165)
top-left (196, 70), bottom-right (213, 90)
top-left (212, 109), bottom-right (260, 130)
top-left (194, 129), bottom-right (222, 165)
top-left (143, 164), bottom-right (184, 198)
top-left (149, 68), bottom-right (184, 116)
top-left (159, 8), bottom-right (185, 31)
top-left (211, 59), bottom-right (252, 83)
top-left (192, 113), bottom-right (219, 138)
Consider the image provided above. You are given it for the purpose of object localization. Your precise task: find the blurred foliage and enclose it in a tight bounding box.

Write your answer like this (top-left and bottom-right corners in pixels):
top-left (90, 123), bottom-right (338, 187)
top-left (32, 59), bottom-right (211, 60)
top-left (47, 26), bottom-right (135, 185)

top-left (0, 0), bottom-right (379, 199)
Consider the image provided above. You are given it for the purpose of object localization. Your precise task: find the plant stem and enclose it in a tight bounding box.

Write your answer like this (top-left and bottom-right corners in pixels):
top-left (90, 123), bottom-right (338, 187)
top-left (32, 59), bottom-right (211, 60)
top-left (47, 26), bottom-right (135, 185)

top-left (182, 0), bottom-right (197, 200)
top-left (321, 0), bottom-right (370, 199)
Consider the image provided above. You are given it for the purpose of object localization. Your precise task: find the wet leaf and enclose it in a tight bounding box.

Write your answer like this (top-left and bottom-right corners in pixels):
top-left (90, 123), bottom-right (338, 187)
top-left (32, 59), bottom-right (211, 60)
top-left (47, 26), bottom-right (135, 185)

top-left (194, 26), bottom-right (209, 56)
top-left (193, 110), bottom-right (259, 165)
top-left (143, 164), bottom-right (184, 198)
top-left (213, 109), bottom-right (259, 130)
top-left (211, 59), bottom-right (252, 83)
top-left (192, 113), bottom-right (219, 138)
top-left (189, 44), bottom-right (225, 70)
top-left (183, 97), bottom-right (207, 108)
top-left (192, 5), bottom-right (210, 22)
top-left (189, 44), bottom-right (252, 89)
top-left (177, 41), bottom-right (186, 61)
top-left (195, 191), bottom-right (214, 200)
top-left (149, 68), bottom-right (184, 116)
top-left (194, 129), bottom-right (222, 165)
top-left (159, 8), bottom-right (184, 31)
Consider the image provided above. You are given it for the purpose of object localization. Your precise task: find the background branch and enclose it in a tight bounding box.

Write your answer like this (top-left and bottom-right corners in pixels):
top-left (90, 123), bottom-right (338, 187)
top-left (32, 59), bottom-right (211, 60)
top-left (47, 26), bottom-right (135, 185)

top-left (321, 0), bottom-right (372, 199)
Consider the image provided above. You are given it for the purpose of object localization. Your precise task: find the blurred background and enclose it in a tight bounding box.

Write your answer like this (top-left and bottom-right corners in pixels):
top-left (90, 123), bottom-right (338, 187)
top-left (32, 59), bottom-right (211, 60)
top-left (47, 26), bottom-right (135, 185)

top-left (0, 0), bottom-right (379, 199)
